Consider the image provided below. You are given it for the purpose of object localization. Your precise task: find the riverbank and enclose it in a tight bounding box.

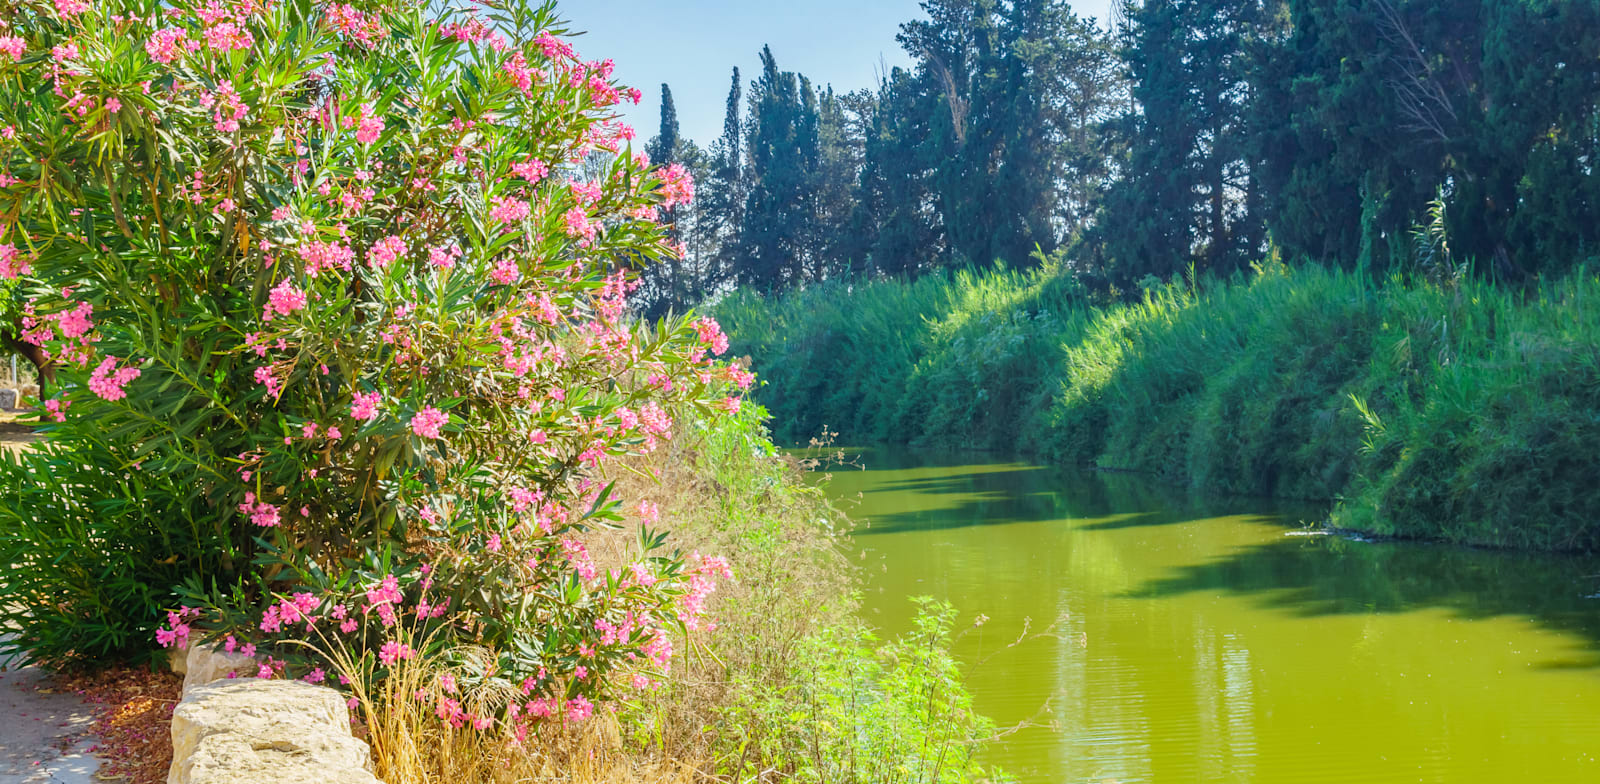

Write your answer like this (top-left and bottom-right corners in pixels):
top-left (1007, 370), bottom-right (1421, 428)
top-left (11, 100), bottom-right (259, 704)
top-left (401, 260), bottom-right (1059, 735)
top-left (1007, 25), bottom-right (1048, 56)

top-left (714, 262), bottom-right (1600, 551)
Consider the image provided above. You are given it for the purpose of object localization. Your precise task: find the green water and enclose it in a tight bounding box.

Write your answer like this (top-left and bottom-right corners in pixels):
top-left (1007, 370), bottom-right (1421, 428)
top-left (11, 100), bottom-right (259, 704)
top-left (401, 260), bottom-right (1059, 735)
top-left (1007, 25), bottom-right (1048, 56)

top-left (820, 448), bottom-right (1600, 783)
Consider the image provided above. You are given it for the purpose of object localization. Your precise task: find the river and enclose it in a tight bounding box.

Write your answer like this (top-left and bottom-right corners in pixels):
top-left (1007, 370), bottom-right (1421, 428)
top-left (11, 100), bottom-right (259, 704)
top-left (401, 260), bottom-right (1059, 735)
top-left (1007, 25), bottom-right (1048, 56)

top-left (818, 447), bottom-right (1600, 783)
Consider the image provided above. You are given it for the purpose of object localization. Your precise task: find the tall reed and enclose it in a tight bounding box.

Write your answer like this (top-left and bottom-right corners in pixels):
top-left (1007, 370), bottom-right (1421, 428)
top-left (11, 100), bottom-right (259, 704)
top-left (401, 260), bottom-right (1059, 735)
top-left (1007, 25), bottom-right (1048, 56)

top-left (717, 263), bottom-right (1600, 551)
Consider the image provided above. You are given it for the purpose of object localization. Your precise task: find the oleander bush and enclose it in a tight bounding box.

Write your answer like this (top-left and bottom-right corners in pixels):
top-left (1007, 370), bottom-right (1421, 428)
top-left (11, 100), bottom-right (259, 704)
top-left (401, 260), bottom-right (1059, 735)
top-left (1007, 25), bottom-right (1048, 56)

top-left (0, 0), bottom-right (756, 737)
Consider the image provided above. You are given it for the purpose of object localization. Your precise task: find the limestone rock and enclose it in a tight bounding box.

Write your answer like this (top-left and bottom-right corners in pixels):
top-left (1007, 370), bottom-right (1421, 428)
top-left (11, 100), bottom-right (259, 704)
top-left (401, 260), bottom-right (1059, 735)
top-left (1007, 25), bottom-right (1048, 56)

top-left (181, 644), bottom-right (259, 691)
top-left (167, 679), bottom-right (377, 784)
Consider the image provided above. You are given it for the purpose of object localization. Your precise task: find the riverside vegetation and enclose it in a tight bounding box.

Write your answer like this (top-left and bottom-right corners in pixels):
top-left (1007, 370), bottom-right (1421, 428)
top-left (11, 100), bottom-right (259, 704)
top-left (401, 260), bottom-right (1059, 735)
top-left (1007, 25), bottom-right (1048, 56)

top-left (715, 259), bottom-right (1600, 552)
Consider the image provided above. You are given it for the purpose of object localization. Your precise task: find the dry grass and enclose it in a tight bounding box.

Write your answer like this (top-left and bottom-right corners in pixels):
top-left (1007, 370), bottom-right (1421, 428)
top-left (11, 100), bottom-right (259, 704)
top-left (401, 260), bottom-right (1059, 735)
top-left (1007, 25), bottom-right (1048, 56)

top-left (350, 414), bottom-right (858, 783)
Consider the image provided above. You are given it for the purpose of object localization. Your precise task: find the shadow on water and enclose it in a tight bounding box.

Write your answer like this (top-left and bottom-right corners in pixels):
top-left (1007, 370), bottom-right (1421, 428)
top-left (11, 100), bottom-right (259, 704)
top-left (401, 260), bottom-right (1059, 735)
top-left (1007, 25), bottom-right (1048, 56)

top-left (832, 445), bottom-right (1600, 662)
top-left (1124, 532), bottom-right (1600, 664)
top-left (843, 447), bottom-right (1307, 537)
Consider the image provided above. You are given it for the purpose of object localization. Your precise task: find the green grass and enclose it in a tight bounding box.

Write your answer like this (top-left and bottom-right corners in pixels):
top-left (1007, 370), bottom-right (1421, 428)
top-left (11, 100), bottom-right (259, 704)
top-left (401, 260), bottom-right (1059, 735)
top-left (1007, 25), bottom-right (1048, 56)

top-left (715, 262), bottom-right (1600, 552)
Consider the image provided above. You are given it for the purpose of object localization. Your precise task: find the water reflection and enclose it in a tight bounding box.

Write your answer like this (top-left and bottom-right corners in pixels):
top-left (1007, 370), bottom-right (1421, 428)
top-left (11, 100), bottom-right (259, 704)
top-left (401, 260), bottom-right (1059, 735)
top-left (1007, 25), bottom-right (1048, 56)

top-left (823, 447), bottom-right (1600, 783)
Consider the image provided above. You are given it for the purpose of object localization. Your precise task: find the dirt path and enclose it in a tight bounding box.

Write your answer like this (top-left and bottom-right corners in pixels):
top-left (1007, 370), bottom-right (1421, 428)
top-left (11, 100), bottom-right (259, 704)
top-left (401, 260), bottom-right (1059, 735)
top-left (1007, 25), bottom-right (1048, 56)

top-left (0, 421), bottom-right (37, 456)
top-left (0, 666), bottom-right (100, 784)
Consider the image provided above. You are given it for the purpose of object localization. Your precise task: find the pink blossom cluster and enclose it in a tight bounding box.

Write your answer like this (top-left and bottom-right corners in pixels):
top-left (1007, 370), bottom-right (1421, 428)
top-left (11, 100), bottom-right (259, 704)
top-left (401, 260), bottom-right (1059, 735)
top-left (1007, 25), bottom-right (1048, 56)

top-left (490, 196), bottom-right (531, 226)
top-left (350, 390), bottom-right (381, 420)
top-left (378, 640), bottom-right (415, 666)
top-left (54, 0), bottom-right (90, 17)
top-left (560, 539), bottom-right (598, 582)
top-left (693, 317), bottom-right (730, 355)
top-left (42, 398), bottom-right (70, 423)
top-left (367, 235), bottom-right (408, 269)
top-left (204, 21), bottom-right (254, 53)
top-left (299, 239), bottom-right (356, 276)
top-left (259, 593), bottom-right (320, 634)
top-left (502, 52), bottom-right (538, 96)
top-left (144, 28), bottom-right (187, 63)
top-left (533, 31), bottom-right (575, 61)
top-left (676, 553), bottom-right (734, 631)
top-left (510, 158), bottom-right (548, 182)
top-left (155, 608), bottom-right (200, 649)
top-left (656, 163), bottom-right (695, 208)
top-left (409, 405), bottom-right (447, 439)
top-left (354, 102), bottom-right (384, 145)
top-left (439, 16), bottom-right (500, 48)
top-left (238, 492), bottom-right (282, 527)
top-left (0, 243), bottom-right (31, 279)
top-left (262, 278), bottom-right (307, 321)
top-left (88, 356), bottom-right (141, 401)
top-left (203, 81), bottom-right (248, 133)
top-left (0, 37), bottom-right (24, 62)
top-left (561, 207), bottom-right (596, 244)
top-left (325, 4), bottom-right (389, 49)
top-left (428, 245), bottom-right (460, 269)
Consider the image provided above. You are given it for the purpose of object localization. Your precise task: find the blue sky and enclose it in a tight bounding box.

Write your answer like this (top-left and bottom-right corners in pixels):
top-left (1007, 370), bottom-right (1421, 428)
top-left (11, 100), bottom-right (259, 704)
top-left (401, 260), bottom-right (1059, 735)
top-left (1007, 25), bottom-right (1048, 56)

top-left (560, 0), bottom-right (1116, 148)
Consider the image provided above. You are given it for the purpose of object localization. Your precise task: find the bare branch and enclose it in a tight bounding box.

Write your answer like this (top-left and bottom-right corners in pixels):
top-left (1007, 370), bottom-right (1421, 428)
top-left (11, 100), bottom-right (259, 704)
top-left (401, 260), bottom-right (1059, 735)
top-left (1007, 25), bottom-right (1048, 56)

top-left (1373, 0), bottom-right (1458, 143)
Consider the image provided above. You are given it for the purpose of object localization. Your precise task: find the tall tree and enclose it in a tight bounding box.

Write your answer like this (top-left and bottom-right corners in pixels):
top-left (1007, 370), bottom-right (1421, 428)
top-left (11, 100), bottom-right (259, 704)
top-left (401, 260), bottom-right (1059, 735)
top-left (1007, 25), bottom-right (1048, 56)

top-left (737, 47), bottom-right (824, 288)
top-left (645, 83), bottom-right (680, 168)
top-left (703, 68), bottom-right (747, 282)
top-left (1084, 0), bottom-right (1272, 288)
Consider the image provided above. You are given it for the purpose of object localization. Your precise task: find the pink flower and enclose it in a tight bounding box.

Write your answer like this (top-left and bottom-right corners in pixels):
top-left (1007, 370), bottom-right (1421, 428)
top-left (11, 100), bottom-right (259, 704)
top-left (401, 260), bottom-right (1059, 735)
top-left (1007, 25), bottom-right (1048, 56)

top-left (263, 278), bottom-right (307, 321)
top-left (355, 102), bottom-right (385, 145)
top-left (489, 196), bottom-right (530, 226)
top-left (54, 302), bottom-right (93, 339)
top-left (365, 574), bottom-right (403, 607)
top-left (88, 356), bottom-right (141, 401)
top-left (502, 52), bottom-right (536, 95)
top-left (42, 398), bottom-right (69, 423)
top-left (204, 22), bottom-right (255, 52)
top-left (636, 501), bottom-right (659, 525)
top-left (144, 28), bottom-right (187, 63)
top-left (378, 640), bottom-right (415, 666)
top-left (566, 695), bottom-right (593, 722)
top-left (54, 0), bottom-right (89, 17)
top-left (326, 4), bottom-right (390, 48)
top-left (304, 668), bottom-right (326, 684)
top-left (656, 163), bottom-right (695, 208)
top-left (511, 158), bottom-right (549, 182)
top-left (299, 240), bottom-right (356, 276)
top-left (692, 317), bottom-right (729, 355)
top-left (368, 235), bottom-right (408, 269)
top-left (350, 390), bottom-right (381, 421)
top-left (237, 492), bottom-right (281, 528)
top-left (0, 244), bottom-right (31, 279)
top-left (0, 37), bottom-right (24, 62)
top-left (410, 406), bottom-right (447, 440)
top-left (489, 258), bottom-right (520, 285)
top-left (428, 246), bottom-right (459, 269)
top-left (207, 81), bottom-right (249, 133)
top-left (561, 207), bottom-right (596, 243)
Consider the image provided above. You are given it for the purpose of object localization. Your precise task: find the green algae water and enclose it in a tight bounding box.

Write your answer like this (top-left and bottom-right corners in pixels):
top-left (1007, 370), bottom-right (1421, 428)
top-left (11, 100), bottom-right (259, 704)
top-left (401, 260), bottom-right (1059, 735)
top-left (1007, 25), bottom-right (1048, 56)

top-left (818, 447), bottom-right (1600, 783)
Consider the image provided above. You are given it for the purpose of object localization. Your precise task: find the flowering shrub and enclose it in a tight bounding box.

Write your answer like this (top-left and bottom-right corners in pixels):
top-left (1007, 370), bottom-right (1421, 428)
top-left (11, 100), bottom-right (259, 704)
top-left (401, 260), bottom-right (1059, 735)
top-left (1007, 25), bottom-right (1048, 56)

top-left (0, 0), bottom-right (749, 729)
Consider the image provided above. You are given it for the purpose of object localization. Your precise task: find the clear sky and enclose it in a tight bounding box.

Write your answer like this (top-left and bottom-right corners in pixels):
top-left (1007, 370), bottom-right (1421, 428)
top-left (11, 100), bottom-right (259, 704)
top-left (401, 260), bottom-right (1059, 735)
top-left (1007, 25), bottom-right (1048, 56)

top-left (560, 0), bottom-right (1116, 149)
